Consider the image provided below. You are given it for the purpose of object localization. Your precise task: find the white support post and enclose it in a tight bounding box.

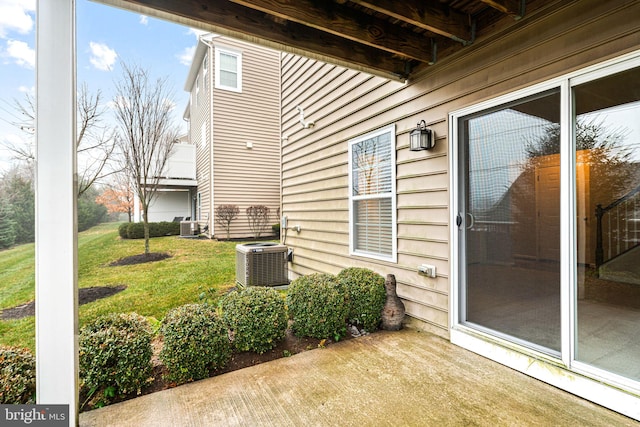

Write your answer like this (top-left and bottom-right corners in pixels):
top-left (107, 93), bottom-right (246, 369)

top-left (35, 1), bottom-right (78, 425)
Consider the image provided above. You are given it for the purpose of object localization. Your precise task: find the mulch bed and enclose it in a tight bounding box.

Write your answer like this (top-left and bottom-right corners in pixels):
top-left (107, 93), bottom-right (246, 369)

top-left (109, 252), bottom-right (171, 266)
top-left (1, 285), bottom-right (127, 320)
top-left (81, 326), bottom-right (360, 412)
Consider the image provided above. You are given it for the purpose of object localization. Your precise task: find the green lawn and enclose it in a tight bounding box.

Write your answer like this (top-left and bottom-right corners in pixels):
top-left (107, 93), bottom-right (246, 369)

top-left (0, 222), bottom-right (242, 351)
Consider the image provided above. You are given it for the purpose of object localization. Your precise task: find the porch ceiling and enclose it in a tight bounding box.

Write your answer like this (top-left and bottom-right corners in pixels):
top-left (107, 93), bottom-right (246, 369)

top-left (98, 0), bottom-right (558, 81)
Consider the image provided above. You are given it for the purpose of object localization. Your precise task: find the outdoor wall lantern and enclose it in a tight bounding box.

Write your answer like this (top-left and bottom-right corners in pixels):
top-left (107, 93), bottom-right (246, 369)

top-left (409, 120), bottom-right (435, 151)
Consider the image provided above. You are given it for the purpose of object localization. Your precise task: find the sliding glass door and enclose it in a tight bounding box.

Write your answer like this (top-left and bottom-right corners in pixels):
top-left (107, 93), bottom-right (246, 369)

top-left (455, 56), bottom-right (640, 388)
top-left (458, 89), bottom-right (562, 355)
top-left (574, 67), bottom-right (640, 382)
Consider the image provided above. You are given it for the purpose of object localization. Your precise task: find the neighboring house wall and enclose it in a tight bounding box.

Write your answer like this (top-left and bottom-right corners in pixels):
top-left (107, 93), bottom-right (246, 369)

top-left (141, 141), bottom-right (197, 223)
top-left (185, 35), bottom-right (281, 238)
top-left (283, 1), bottom-right (638, 334)
top-left (147, 189), bottom-right (192, 222)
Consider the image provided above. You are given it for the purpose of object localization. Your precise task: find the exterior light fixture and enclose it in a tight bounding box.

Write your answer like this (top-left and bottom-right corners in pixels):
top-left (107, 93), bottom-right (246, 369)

top-left (409, 120), bottom-right (434, 151)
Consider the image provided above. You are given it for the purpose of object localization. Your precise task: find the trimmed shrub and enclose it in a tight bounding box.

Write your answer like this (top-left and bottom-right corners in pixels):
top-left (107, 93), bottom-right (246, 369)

top-left (286, 273), bottom-right (349, 340)
top-left (271, 223), bottom-right (280, 239)
top-left (160, 304), bottom-right (231, 385)
top-left (221, 287), bottom-right (287, 354)
top-left (79, 313), bottom-right (153, 398)
top-left (337, 267), bottom-right (386, 332)
top-left (118, 222), bottom-right (129, 239)
top-left (0, 346), bottom-right (36, 404)
top-left (121, 221), bottom-right (181, 239)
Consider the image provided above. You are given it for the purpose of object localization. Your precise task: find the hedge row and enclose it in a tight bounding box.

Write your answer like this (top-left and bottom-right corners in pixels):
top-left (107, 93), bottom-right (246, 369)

top-left (3, 268), bottom-right (387, 407)
top-left (118, 221), bottom-right (181, 239)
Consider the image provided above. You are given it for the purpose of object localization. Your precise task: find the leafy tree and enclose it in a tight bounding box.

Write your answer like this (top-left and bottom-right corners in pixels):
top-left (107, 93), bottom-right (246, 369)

top-left (96, 173), bottom-right (135, 222)
top-left (215, 204), bottom-right (239, 240)
top-left (113, 63), bottom-right (180, 254)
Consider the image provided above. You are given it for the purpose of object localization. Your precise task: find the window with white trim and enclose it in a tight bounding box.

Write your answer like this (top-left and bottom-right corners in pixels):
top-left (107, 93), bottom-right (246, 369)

top-left (349, 125), bottom-right (397, 262)
top-left (215, 47), bottom-right (242, 92)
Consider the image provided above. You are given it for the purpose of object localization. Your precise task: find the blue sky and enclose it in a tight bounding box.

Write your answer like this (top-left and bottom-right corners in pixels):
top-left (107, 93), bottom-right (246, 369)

top-left (0, 0), bottom-right (203, 172)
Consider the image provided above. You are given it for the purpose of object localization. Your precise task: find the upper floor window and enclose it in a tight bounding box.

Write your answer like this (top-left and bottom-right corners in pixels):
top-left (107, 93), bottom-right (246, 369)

top-left (348, 125), bottom-right (397, 262)
top-left (215, 47), bottom-right (242, 92)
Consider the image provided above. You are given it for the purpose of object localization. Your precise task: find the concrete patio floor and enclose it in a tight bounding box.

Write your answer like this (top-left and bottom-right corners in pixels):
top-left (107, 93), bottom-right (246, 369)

top-left (79, 329), bottom-right (638, 426)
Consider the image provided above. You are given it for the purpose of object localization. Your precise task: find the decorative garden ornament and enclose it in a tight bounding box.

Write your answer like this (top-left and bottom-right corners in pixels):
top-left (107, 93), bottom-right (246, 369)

top-left (381, 274), bottom-right (405, 331)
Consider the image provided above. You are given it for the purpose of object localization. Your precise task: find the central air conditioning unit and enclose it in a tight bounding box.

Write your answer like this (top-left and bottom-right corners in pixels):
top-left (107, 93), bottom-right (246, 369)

top-left (180, 220), bottom-right (199, 237)
top-left (236, 242), bottom-right (289, 287)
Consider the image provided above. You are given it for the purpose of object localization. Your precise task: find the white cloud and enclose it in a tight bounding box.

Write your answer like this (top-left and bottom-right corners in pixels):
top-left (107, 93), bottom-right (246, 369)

top-left (139, 15), bottom-right (148, 25)
top-left (187, 28), bottom-right (208, 39)
top-left (0, 0), bottom-right (35, 38)
top-left (177, 46), bottom-right (195, 66)
top-left (18, 85), bottom-right (34, 95)
top-left (89, 41), bottom-right (117, 71)
top-left (5, 39), bottom-right (35, 68)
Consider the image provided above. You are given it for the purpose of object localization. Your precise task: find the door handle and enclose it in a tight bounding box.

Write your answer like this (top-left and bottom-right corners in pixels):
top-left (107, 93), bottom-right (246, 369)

top-left (466, 212), bottom-right (475, 229)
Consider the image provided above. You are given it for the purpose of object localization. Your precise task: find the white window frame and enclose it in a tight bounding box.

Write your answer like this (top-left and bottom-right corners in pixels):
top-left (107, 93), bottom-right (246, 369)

top-left (348, 124), bottom-right (397, 263)
top-left (449, 50), bottom-right (640, 421)
top-left (215, 47), bottom-right (242, 92)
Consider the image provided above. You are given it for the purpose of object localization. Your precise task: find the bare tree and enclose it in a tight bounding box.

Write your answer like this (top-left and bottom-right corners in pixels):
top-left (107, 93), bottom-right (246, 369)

top-left (246, 205), bottom-right (271, 239)
top-left (113, 63), bottom-right (180, 255)
top-left (215, 204), bottom-right (239, 240)
top-left (2, 83), bottom-right (117, 196)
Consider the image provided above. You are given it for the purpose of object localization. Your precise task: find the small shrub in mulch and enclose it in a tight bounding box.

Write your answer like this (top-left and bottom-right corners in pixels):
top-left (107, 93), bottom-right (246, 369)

top-left (287, 273), bottom-right (349, 341)
top-left (109, 252), bottom-right (171, 267)
top-left (79, 313), bottom-right (153, 406)
top-left (160, 304), bottom-right (231, 385)
top-left (221, 286), bottom-right (288, 354)
top-left (337, 267), bottom-right (386, 332)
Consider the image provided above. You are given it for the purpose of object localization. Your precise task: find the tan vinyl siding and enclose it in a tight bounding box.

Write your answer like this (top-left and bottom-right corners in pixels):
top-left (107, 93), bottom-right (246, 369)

top-left (188, 66), bottom-right (210, 230)
top-left (281, 0), bottom-right (640, 338)
top-left (211, 38), bottom-right (281, 239)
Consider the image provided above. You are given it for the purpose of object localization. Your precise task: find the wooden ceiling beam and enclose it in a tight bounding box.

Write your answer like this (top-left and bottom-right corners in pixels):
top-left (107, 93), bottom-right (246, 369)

top-left (349, 0), bottom-right (473, 45)
top-left (479, 0), bottom-right (524, 17)
top-left (228, 0), bottom-right (433, 62)
top-left (108, 0), bottom-right (412, 80)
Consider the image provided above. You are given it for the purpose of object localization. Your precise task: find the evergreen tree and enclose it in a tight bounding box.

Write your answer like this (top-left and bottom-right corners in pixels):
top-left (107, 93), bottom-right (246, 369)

top-left (1, 171), bottom-right (35, 245)
top-left (0, 200), bottom-right (16, 249)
